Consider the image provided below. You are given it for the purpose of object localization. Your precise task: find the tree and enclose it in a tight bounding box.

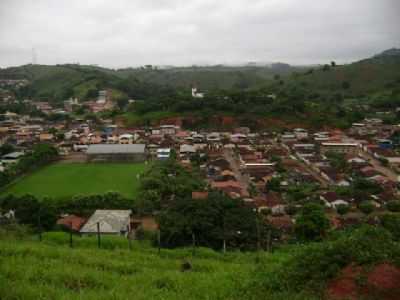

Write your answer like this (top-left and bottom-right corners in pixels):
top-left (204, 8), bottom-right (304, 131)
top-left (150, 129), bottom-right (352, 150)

top-left (336, 204), bottom-right (350, 216)
top-left (386, 200), bottom-right (400, 212)
top-left (359, 201), bottom-right (375, 215)
top-left (265, 177), bottom-right (281, 192)
top-left (325, 151), bottom-right (348, 172)
top-left (380, 214), bottom-right (400, 241)
top-left (295, 204), bottom-right (330, 241)
top-left (285, 204), bottom-right (298, 216)
top-left (156, 191), bottom-right (261, 250)
top-left (85, 88), bottom-right (98, 100)
top-left (0, 194), bottom-right (57, 230)
top-left (322, 64), bottom-right (330, 72)
top-left (342, 81), bottom-right (350, 89)
top-left (0, 144), bottom-right (15, 156)
top-left (116, 96), bottom-right (129, 110)
top-left (137, 159), bottom-right (205, 213)
top-left (331, 61), bottom-right (336, 67)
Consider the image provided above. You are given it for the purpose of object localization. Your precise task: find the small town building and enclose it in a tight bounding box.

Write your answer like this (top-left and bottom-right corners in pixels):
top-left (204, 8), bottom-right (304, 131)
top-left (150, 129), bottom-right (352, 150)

top-left (86, 144), bottom-right (146, 162)
top-left (80, 210), bottom-right (132, 235)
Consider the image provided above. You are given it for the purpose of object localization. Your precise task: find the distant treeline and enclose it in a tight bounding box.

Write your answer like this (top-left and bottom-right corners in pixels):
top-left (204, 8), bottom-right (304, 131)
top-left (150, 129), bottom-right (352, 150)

top-left (0, 144), bottom-right (59, 189)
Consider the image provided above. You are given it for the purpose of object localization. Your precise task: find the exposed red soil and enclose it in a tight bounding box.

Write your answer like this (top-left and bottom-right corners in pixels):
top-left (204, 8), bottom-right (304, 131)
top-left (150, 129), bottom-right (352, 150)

top-left (158, 117), bottom-right (183, 127)
top-left (326, 263), bottom-right (400, 300)
top-left (221, 116), bottom-right (235, 127)
top-left (149, 114), bottom-right (334, 131)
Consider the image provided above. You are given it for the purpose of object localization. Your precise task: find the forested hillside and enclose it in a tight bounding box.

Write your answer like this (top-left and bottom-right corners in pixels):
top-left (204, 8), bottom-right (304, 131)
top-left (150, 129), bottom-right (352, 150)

top-left (1, 49), bottom-right (399, 130)
top-left (0, 63), bottom-right (302, 102)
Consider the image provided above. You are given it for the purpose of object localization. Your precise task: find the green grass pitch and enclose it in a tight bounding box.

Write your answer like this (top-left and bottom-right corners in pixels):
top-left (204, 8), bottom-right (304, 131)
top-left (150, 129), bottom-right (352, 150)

top-left (3, 162), bottom-right (147, 199)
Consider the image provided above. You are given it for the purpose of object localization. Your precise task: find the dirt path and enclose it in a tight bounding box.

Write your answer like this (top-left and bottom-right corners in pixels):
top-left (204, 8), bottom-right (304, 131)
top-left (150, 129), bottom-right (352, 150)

top-left (223, 148), bottom-right (250, 192)
top-left (59, 152), bottom-right (86, 163)
top-left (359, 151), bottom-right (398, 182)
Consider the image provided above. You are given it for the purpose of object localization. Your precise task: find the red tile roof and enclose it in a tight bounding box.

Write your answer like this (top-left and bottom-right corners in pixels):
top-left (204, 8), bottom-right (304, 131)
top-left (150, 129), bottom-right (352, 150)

top-left (192, 191), bottom-right (209, 200)
top-left (57, 215), bottom-right (87, 232)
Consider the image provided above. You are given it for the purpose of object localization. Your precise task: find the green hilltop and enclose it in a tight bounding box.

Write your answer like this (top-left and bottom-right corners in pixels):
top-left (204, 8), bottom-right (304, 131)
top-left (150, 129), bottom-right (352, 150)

top-left (0, 49), bottom-right (399, 105)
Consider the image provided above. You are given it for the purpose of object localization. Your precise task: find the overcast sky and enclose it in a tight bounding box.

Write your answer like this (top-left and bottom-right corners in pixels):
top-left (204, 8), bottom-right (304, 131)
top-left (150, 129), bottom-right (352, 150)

top-left (0, 0), bottom-right (399, 68)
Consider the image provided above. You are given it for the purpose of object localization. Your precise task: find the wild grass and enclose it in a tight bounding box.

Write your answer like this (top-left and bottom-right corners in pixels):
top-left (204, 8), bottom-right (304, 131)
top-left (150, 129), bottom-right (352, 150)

top-left (0, 233), bottom-right (258, 300)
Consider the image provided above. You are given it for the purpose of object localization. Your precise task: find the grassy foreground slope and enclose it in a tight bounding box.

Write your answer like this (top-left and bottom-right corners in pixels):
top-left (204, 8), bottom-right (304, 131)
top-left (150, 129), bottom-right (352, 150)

top-left (0, 233), bottom-right (288, 300)
top-left (3, 163), bottom-right (147, 199)
top-left (2, 226), bottom-right (398, 300)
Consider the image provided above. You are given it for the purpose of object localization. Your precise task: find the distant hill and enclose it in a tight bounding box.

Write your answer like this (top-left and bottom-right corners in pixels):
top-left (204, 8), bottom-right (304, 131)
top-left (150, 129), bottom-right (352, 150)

top-left (266, 48), bottom-right (400, 97)
top-left (0, 63), bottom-right (305, 102)
top-left (373, 48), bottom-right (400, 58)
top-left (0, 48), bottom-right (399, 102)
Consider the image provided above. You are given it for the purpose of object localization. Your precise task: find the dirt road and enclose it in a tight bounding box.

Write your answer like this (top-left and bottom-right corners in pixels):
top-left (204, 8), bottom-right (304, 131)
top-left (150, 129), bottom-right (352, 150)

top-left (359, 151), bottom-right (398, 182)
top-left (223, 148), bottom-right (250, 192)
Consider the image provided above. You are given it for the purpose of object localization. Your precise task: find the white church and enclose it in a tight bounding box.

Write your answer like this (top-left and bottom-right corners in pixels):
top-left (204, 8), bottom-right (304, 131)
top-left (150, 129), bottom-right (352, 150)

top-left (191, 87), bottom-right (204, 99)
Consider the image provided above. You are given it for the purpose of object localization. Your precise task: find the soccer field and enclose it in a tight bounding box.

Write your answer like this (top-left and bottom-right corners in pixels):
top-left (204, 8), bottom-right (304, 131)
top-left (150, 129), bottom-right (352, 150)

top-left (2, 163), bottom-right (147, 199)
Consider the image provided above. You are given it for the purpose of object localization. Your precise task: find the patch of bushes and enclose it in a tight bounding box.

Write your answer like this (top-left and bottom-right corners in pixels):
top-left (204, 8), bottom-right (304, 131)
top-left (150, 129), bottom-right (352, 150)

top-left (380, 214), bottom-right (400, 241)
top-left (246, 225), bottom-right (400, 296)
top-left (387, 200), bottom-right (400, 212)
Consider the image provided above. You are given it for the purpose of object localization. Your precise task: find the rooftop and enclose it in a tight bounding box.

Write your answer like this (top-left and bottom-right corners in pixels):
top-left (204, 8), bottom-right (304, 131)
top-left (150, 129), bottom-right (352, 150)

top-left (87, 144), bottom-right (146, 154)
top-left (80, 210), bottom-right (132, 234)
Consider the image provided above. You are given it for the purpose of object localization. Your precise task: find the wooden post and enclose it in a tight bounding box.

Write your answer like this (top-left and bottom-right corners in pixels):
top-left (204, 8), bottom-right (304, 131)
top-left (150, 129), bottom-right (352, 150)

top-left (267, 229), bottom-right (272, 253)
top-left (157, 228), bottom-right (161, 254)
top-left (69, 222), bottom-right (73, 248)
top-left (96, 222), bottom-right (101, 249)
top-left (255, 210), bottom-right (260, 252)
top-left (38, 214), bottom-right (42, 242)
top-left (127, 225), bottom-right (132, 250)
top-left (223, 239), bottom-right (226, 254)
top-left (192, 232), bottom-right (196, 256)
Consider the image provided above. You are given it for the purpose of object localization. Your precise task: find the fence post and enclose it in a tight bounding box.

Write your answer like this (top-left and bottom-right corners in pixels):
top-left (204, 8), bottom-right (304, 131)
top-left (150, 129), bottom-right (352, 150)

top-left (127, 225), bottom-right (132, 250)
top-left (192, 232), bottom-right (196, 256)
top-left (157, 228), bottom-right (161, 254)
top-left (97, 222), bottom-right (101, 249)
top-left (38, 214), bottom-right (42, 242)
top-left (69, 221), bottom-right (73, 248)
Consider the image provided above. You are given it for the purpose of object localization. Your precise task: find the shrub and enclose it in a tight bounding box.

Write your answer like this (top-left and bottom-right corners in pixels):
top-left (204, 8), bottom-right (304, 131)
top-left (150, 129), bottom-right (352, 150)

top-left (336, 204), bottom-right (350, 215)
top-left (285, 204), bottom-right (297, 216)
top-left (387, 200), bottom-right (400, 212)
top-left (380, 214), bottom-right (400, 241)
top-left (294, 204), bottom-right (330, 242)
top-left (276, 226), bottom-right (398, 292)
top-left (358, 201), bottom-right (375, 215)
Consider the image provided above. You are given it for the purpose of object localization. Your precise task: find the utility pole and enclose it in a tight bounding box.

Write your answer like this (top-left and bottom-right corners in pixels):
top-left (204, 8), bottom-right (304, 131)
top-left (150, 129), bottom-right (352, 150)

top-left (222, 217), bottom-right (226, 254)
top-left (38, 209), bottom-right (42, 242)
top-left (127, 225), bottom-right (132, 250)
top-left (69, 221), bottom-right (73, 248)
top-left (157, 227), bottom-right (161, 254)
top-left (96, 222), bottom-right (101, 249)
top-left (267, 229), bottom-right (272, 253)
top-left (192, 232), bottom-right (196, 256)
top-left (254, 208), bottom-right (261, 252)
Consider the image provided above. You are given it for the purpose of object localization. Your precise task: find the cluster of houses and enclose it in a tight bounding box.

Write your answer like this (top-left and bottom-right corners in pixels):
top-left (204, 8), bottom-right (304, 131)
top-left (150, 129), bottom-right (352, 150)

top-left (1, 89), bottom-right (400, 236)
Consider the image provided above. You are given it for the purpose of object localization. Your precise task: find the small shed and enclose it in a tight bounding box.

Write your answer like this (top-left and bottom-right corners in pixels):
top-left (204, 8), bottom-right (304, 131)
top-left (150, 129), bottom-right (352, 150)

top-left (80, 210), bottom-right (132, 235)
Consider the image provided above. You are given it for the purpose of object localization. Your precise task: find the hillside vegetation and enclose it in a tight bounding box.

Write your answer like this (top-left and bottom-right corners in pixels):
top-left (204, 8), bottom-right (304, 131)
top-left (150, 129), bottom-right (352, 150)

top-left (1, 225), bottom-right (399, 300)
top-left (2, 49), bottom-right (398, 106)
top-left (0, 63), bottom-right (301, 102)
top-left (0, 232), bottom-right (265, 300)
top-left (268, 53), bottom-right (400, 97)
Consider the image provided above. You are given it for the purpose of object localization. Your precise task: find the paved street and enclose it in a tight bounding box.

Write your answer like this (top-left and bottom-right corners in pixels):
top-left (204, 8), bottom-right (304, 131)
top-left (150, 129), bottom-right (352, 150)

top-left (223, 148), bottom-right (250, 192)
top-left (359, 151), bottom-right (398, 182)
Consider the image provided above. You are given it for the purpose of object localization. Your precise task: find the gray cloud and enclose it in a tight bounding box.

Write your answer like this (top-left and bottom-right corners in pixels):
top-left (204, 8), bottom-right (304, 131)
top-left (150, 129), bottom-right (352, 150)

top-left (0, 0), bottom-right (399, 67)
